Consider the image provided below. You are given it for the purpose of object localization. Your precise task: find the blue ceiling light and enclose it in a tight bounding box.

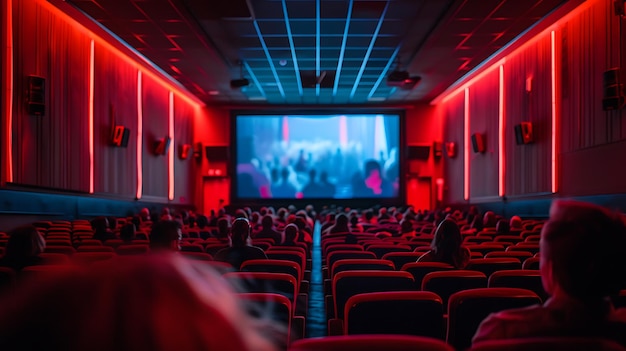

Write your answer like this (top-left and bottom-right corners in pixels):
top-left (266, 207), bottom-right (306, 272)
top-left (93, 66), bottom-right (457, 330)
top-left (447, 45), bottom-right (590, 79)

top-left (243, 60), bottom-right (266, 99)
top-left (249, 0), bottom-right (285, 100)
top-left (349, 1), bottom-right (390, 101)
top-left (332, 0), bottom-right (354, 97)
top-left (281, 0), bottom-right (303, 98)
top-left (368, 45), bottom-right (400, 100)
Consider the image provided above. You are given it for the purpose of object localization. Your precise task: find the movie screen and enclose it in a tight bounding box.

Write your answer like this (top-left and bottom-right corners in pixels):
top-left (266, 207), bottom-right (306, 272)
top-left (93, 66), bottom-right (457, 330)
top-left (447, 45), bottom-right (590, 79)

top-left (235, 113), bottom-right (401, 199)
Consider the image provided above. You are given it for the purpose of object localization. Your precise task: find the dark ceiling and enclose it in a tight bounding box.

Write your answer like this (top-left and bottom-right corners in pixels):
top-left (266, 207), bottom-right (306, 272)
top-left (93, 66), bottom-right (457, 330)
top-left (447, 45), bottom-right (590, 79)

top-left (68, 0), bottom-right (568, 105)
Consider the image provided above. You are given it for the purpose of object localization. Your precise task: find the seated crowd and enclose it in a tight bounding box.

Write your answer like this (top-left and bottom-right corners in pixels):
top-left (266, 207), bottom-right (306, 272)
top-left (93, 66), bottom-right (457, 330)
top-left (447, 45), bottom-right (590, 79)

top-left (0, 200), bottom-right (625, 350)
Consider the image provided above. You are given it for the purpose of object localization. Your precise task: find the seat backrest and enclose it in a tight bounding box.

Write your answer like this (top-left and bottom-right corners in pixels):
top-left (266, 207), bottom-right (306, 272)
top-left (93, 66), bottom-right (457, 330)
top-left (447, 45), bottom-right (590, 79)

top-left (0, 267), bottom-right (16, 294)
top-left (381, 252), bottom-right (425, 270)
top-left (421, 270), bottom-right (488, 307)
top-left (366, 244), bottom-right (412, 259)
top-left (447, 287), bottom-right (542, 351)
top-left (39, 253), bottom-right (71, 265)
top-left (71, 252), bottom-right (116, 265)
top-left (401, 262), bottom-right (454, 289)
top-left (115, 244), bottom-right (150, 255)
top-left (484, 251), bottom-right (533, 260)
top-left (44, 246), bottom-right (77, 255)
top-left (345, 291), bottom-right (444, 339)
top-left (76, 245), bottom-right (115, 253)
top-left (180, 252), bottom-right (214, 261)
top-left (241, 259), bottom-right (301, 284)
top-left (266, 251), bottom-right (305, 276)
top-left (327, 250), bottom-right (376, 269)
top-left (238, 293), bottom-right (292, 345)
top-left (287, 334), bottom-right (454, 351)
top-left (465, 258), bottom-right (521, 277)
top-left (522, 257), bottom-right (540, 270)
top-left (488, 269), bottom-right (547, 301)
top-left (333, 270), bottom-right (415, 319)
top-left (466, 244), bottom-right (505, 256)
top-left (224, 272), bottom-right (297, 306)
top-left (331, 259), bottom-right (395, 278)
top-left (469, 337), bottom-right (626, 351)
top-left (325, 244), bottom-right (364, 257)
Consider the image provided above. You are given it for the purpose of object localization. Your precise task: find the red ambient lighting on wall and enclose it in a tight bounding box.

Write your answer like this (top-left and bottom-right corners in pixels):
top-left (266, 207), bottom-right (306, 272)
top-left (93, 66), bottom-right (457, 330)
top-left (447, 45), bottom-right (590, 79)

top-left (89, 39), bottom-right (95, 194)
top-left (464, 88), bottom-right (470, 201)
top-left (168, 91), bottom-right (175, 201)
top-left (136, 71), bottom-right (143, 200)
top-left (498, 65), bottom-right (505, 197)
top-left (3, 0), bottom-right (14, 184)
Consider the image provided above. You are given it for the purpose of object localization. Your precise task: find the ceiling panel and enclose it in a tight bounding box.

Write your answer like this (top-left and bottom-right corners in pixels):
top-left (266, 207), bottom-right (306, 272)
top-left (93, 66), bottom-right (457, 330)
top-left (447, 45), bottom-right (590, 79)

top-left (67, 0), bottom-right (569, 105)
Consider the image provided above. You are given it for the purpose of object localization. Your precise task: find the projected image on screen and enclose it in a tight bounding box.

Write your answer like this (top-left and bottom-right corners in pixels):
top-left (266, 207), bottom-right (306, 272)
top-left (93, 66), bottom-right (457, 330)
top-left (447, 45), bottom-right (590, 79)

top-left (235, 114), bottom-right (400, 199)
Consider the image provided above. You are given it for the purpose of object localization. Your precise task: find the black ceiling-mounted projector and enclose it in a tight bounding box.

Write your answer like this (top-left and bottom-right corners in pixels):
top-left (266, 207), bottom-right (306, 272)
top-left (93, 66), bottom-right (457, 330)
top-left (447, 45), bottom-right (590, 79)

top-left (230, 78), bottom-right (249, 89)
top-left (387, 70), bottom-right (421, 90)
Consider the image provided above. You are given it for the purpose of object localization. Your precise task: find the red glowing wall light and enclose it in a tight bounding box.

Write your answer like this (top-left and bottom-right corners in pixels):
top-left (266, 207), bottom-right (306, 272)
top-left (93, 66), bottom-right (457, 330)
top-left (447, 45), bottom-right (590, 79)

top-left (464, 88), bottom-right (470, 201)
top-left (136, 71), bottom-right (143, 200)
top-left (498, 64), bottom-right (505, 197)
top-left (551, 30), bottom-right (558, 194)
top-left (168, 91), bottom-right (175, 201)
top-left (3, 0), bottom-right (14, 184)
top-left (88, 39), bottom-right (95, 194)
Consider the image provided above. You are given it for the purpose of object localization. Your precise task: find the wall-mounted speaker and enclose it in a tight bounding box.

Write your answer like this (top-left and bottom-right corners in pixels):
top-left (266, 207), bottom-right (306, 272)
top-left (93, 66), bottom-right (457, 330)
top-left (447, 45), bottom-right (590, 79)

top-left (471, 133), bottom-right (486, 153)
top-left (603, 68), bottom-right (625, 110)
top-left (514, 122), bottom-right (534, 145)
top-left (193, 142), bottom-right (203, 161)
top-left (205, 146), bottom-right (229, 162)
top-left (179, 144), bottom-right (191, 160)
top-left (407, 145), bottom-right (430, 160)
top-left (111, 125), bottom-right (131, 147)
top-left (27, 75), bottom-right (45, 116)
top-left (433, 141), bottom-right (443, 159)
top-left (154, 137), bottom-right (171, 155)
top-left (445, 142), bottom-right (457, 158)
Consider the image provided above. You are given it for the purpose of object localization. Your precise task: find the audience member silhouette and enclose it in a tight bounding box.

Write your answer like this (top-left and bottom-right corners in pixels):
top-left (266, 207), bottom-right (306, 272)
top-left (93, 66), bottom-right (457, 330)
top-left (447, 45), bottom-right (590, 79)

top-left (255, 215), bottom-right (282, 244)
top-left (473, 200), bottom-right (626, 346)
top-left (91, 216), bottom-right (117, 242)
top-left (214, 218), bottom-right (267, 270)
top-left (119, 223), bottom-right (136, 243)
top-left (318, 171), bottom-right (336, 198)
top-left (0, 254), bottom-right (280, 351)
top-left (417, 219), bottom-right (470, 269)
top-left (278, 223), bottom-right (300, 246)
top-left (0, 225), bottom-right (45, 271)
top-left (216, 217), bottom-right (231, 240)
top-left (325, 213), bottom-right (351, 235)
top-left (149, 220), bottom-right (182, 251)
top-left (399, 219), bottom-right (415, 238)
top-left (495, 219), bottom-right (510, 235)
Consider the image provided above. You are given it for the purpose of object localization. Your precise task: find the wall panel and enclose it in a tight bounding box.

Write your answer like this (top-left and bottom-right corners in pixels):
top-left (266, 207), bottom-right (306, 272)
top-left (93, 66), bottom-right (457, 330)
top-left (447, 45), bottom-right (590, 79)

top-left (469, 69), bottom-right (499, 198)
top-left (442, 93), bottom-right (465, 204)
top-left (173, 95), bottom-right (195, 204)
top-left (93, 43), bottom-right (138, 197)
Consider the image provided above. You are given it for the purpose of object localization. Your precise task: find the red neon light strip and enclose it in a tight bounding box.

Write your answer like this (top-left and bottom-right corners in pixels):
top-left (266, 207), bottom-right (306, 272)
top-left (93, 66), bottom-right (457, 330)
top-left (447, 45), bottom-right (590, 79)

top-left (168, 91), bottom-right (174, 201)
top-left (88, 39), bottom-right (95, 193)
top-left (551, 30), bottom-right (558, 193)
top-left (464, 88), bottom-right (470, 201)
top-left (498, 65), bottom-right (505, 197)
top-left (4, 0), bottom-right (14, 183)
top-left (136, 71), bottom-right (143, 200)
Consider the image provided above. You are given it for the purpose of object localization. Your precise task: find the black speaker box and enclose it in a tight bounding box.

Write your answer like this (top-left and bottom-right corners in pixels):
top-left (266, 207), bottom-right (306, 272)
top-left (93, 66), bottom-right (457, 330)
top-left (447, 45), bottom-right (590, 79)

top-left (407, 145), bottom-right (430, 160)
top-left (111, 125), bottom-right (131, 147)
top-left (514, 122), bottom-right (534, 145)
top-left (471, 133), bottom-right (486, 153)
top-left (433, 141), bottom-right (443, 158)
top-left (179, 144), bottom-right (191, 160)
top-left (27, 76), bottom-right (45, 116)
top-left (154, 137), bottom-right (171, 155)
top-left (193, 142), bottom-right (203, 161)
top-left (205, 146), bottom-right (229, 161)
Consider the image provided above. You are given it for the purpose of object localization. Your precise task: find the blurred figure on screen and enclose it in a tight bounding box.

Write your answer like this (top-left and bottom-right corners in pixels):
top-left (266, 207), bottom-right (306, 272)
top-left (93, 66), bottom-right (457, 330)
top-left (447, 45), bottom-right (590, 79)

top-left (271, 168), bottom-right (296, 198)
top-left (352, 160), bottom-right (393, 197)
top-left (318, 171), bottom-right (336, 198)
top-left (302, 169), bottom-right (322, 198)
